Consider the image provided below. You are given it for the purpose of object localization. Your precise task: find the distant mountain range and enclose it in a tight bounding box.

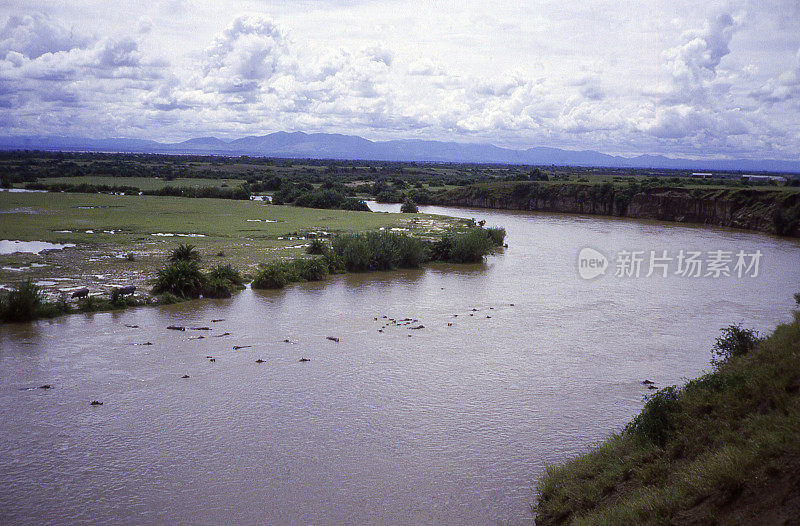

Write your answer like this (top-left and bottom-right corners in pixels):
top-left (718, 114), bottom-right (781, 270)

top-left (1, 132), bottom-right (798, 173)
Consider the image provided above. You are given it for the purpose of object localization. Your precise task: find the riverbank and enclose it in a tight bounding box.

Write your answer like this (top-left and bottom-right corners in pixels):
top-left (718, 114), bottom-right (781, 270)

top-left (432, 182), bottom-right (800, 237)
top-left (0, 192), bottom-right (503, 323)
top-left (533, 305), bottom-right (800, 524)
top-left (0, 191), bottom-right (465, 300)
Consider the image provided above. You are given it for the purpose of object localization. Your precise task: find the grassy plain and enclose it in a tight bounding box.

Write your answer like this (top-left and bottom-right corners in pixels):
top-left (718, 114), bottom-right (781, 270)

top-left (15, 176), bottom-right (246, 191)
top-left (0, 191), bottom-right (458, 297)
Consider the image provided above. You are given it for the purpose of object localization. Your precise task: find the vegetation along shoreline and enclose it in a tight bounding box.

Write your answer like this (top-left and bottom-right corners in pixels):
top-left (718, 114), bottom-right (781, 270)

top-left (0, 225), bottom-right (506, 324)
top-left (533, 298), bottom-right (800, 524)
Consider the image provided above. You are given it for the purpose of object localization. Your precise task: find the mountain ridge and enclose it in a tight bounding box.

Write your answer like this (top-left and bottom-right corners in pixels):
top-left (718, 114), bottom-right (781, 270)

top-left (1, 132), bottom-right (798, 173)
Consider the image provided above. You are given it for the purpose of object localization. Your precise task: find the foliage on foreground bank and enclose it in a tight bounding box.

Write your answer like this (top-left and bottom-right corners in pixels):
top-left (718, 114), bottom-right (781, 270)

top-left (251, 226), bottom-right (506, 289)
top-left (533, 305), bottom-right (800, 525)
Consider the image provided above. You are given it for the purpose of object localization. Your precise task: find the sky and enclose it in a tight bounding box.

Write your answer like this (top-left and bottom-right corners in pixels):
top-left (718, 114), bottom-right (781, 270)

top-left (1, 0), bottom-right (799, 160)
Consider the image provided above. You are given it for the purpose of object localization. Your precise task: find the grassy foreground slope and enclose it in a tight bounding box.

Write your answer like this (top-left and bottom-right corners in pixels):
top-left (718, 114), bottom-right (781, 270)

top-left (534, 312), bottom-right (800, 525)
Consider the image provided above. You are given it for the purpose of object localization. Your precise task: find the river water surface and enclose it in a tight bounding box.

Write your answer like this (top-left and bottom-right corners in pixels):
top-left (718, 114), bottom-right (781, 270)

top-left (2, 205), bottom-right (799, 525)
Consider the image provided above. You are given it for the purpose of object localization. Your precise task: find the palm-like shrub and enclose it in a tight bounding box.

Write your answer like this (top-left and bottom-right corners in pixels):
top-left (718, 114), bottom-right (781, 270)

top-left (152, 260), bottom-right (207, 298)
top-left (169, 244), bottom-right (201, 262)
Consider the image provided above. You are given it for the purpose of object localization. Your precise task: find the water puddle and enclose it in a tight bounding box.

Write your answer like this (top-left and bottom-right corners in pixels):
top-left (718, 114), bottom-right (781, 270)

top-left (0, 240), bottom-right (76, 255)
top-left (0, 207), bottom-right (38, 214)
top-left (151, 233), bottom-right (206, 237)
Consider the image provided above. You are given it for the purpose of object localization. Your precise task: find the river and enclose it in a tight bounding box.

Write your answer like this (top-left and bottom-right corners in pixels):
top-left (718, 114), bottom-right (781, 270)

top-left (1, 204), bottom-right (799, 524)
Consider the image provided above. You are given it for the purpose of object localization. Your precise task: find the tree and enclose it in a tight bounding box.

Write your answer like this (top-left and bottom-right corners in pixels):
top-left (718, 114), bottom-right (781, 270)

top-left (400, 199), bottom-right (418, 213)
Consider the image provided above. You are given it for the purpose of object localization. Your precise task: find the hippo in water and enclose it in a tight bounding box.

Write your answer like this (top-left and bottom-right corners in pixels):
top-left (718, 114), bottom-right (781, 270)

top-left (71, 288), bottom-right (89, 299)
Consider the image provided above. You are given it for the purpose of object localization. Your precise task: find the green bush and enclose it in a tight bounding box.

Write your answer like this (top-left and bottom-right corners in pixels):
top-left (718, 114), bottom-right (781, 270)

top-left (0, 280), bottom-right (43, 322)
top-left (294, 258), bottom-right (329, 281)
top-left (711, 324), bottom-right (762, 367)
top-left (431, 228), bottom-right (493, 263)
top-left (306, 238), bottom-right (329, 255)
top-left (152, 260), bottom-right (207, 298)
top-left (207, 264), bottom-right (245, 289)
top-left (110, 288), bottom-right (125, 306)
top-left (252, 261), bottom-right (293, 289)
top-left (203, 276), bottom-right (234, 298)
top-left (395, 234), bottom-right (429, 268)
top-left (157, 292), bottom-right (181, 305)
top-left (78, 295), bottom-right (101, 312)
top-left (252, 257), bottom-right (329, 289)
top-left (332, 234), bottom-right (373, 272)
top-left (331, 231), bottom-right (429, 272)
top-left (169, 243), bottom-right (201, 262)
top-left (400, 199), bottom-right (418, 213)
top-left (486, 227), bottom-right (506, 246)
top-left (625, 386), bottom-right (681, 446)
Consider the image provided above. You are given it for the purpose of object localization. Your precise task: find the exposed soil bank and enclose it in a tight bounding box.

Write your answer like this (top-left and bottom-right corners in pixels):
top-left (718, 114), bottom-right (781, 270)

top-left (432, 183), bottom-right (800, 237)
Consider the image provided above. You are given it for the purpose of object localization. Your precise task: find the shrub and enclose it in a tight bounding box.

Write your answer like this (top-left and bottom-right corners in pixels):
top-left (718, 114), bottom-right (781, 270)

top-left (294, 258), bottom-right (329, 281)
top-left (110, 288), bottom-right (125, 306)
top-left (625, 386), bottom-right (681, 446)
top-left (332, 234), bottom-right (373, 272)
top-left (157, 292), bottom-right (181, 305)
top-left (432, 228), bottom-right (493, 263)
top-left (330, 231), bottom-right (429, 272)
top-left (395, 234), bottom-right (429, 268)
top-left (203, 276), bottom-right (234, 298)
top-left (341, 198), bottom-right (371, 211)
top-left (78, 295), bottom-right (100, 312)
top-left (306, 238), bottom-right (329, 255)
top-left (0, 280), bottom-right (43, 322)
top-left (400, 199), bottom-right (418, 213)
top-left (252, 261), bottom-right (293, 289)
top-left (207, 264), bottom-right (245, 289)
top-left (711, 324), bottom-right (762, 367)
top-left (152, 260), bottom-right (207, 298)
top-left (169, 244), bottom-right (201, 262)
top-left (486, 227), bottom-right (506, 246)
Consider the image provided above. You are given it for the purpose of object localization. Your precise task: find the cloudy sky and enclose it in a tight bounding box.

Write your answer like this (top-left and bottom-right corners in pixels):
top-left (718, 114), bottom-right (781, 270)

top-left (1, 0), bottom-right (799, 160)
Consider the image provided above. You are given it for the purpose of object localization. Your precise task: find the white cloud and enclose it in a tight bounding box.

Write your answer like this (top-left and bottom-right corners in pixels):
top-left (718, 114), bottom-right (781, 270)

top-left (0, 2), bottom-right (798, 160)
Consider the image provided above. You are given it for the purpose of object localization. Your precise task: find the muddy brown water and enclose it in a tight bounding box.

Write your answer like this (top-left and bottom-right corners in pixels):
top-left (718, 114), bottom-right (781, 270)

top-left (2, 204), bottom-right (799, 524)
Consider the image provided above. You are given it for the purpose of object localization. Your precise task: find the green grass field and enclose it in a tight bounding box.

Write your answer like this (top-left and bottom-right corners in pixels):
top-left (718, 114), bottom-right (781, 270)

top-left (0, 191), bottom-right (459, 296)
top-left (14, 176), bottom-right (246, 191)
